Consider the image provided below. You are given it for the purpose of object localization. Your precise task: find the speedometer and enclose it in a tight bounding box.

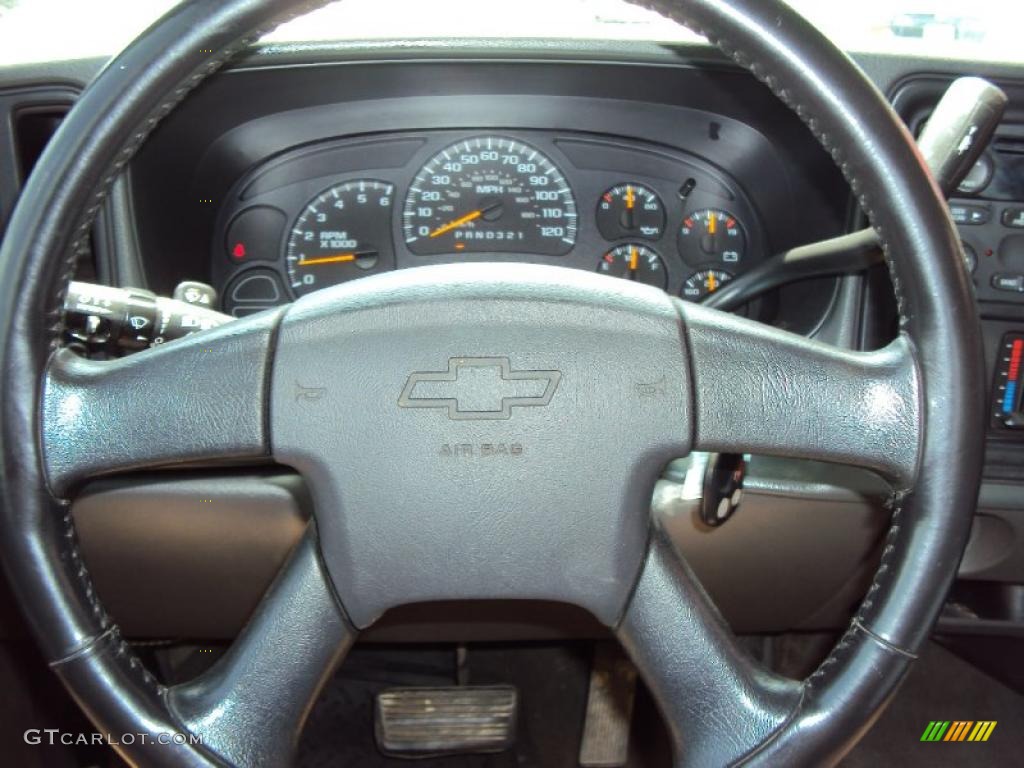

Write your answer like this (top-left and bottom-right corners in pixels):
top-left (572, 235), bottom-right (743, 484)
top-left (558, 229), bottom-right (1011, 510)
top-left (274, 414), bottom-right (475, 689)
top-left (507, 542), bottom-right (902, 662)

top-left (403, 136), bottom-right (577, 256)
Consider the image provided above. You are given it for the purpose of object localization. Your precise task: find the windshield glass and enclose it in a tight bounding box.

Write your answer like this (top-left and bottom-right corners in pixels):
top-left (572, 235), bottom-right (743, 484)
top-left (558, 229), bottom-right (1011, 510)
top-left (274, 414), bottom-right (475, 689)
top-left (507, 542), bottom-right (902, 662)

top-left (0, 0), bottom-right (1020, 66)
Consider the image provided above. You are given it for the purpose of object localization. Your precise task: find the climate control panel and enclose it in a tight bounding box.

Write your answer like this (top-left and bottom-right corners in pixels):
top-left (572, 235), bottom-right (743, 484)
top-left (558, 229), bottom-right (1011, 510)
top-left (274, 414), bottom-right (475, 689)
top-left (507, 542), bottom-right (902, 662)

top-left (992, 333), bottom-right (1024, 430)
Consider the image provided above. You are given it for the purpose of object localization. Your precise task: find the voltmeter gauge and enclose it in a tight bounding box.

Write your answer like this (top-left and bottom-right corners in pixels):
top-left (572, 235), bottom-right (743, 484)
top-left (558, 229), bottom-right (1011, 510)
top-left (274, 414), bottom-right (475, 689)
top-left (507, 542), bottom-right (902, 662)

top-left (682, 269), bottom-right (733, 301)
top-left (678, 209), bottom-right (746, 266)
top-left (596, 183), bottom-right (666, 241)
top-left (596, 244), bottom-right (667, 289)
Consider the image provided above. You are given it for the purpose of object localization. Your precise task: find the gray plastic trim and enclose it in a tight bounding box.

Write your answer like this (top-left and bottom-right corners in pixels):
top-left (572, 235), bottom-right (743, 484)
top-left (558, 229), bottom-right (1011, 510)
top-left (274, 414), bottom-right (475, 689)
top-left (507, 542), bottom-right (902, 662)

top-left (681, 301), bottom-right (921, 488)
top-left (616, 526), bottom-right (802, 766)
top-left (167, 528), bottom-right (354, 768)
top-left (42, 308), bottom-right (280, 494)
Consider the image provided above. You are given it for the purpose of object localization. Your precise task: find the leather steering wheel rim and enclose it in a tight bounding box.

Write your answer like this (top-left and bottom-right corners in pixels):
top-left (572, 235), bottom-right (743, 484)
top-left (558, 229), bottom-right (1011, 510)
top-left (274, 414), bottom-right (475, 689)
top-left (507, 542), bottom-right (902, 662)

top-left (0, 1), bottom-right (984, 766)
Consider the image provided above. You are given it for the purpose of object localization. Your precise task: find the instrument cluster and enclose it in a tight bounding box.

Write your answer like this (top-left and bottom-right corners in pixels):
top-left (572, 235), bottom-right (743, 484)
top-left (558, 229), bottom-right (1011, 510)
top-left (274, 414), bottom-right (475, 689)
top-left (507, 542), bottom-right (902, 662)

top-left (213, 131), bottom-right (765, 316)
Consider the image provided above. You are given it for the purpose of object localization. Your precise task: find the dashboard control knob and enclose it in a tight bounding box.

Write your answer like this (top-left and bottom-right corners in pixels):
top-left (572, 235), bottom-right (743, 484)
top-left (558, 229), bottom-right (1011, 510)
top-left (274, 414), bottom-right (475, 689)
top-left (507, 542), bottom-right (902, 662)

top-left (173, 281), bottom-right (217, 308)
top-left (1002, 208), bottom-right (1024, 229)
top-left (961, 242), bottom-right (978, 274)
top-left (991, 273), bottom-right (1024, 292)
top-left (700, 453), bottom-right (746, 527)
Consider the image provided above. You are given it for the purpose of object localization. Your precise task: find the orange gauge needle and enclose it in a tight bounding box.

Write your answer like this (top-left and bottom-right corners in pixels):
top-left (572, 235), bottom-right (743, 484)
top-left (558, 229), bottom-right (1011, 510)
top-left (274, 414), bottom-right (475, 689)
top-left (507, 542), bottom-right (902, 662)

top-left (706, 272), bottom-right (719, 292)
top-left (296, 252), bottom-right (372, 268)
top-left (429, 201), bottom-right (503, 239)
top-left (430, 210), bottom-right (483, 238)
top-left (708, 212), bottom-right (718, 235)
top-left (626, 185), bottom-right (635, 210)
top-left (629, 245), bottom-right (639, 272)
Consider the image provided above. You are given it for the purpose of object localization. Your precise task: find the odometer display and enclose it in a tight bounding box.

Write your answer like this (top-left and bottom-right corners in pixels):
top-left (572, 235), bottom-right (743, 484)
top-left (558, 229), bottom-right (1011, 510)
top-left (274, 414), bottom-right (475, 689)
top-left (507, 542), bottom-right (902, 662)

top-left (403, 136), bottom-right (577, 256)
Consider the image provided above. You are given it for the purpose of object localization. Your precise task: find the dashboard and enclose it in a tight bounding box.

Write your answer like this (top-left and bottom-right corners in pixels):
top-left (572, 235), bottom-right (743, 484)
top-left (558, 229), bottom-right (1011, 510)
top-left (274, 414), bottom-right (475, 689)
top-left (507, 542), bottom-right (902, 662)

top-left (121, 57), bottom-right (851, 339)
top-left (1, 44), bottom-right (1023, 642)
top-left (213, 129), bottom-right (765, 316)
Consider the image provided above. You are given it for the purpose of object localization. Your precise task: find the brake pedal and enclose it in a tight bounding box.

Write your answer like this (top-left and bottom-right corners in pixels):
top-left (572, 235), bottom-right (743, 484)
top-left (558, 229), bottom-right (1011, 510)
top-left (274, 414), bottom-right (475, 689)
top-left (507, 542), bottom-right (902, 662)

top-left (375, 685), bottom-right (517, 757)
top-left (579, 643), bottom-right (638, 767)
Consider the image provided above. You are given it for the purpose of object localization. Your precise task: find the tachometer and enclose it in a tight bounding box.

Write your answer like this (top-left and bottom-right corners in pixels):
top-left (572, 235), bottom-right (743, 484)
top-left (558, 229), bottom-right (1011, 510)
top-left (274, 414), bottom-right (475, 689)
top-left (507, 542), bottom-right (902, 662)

top-left (286, 180), bottom-right (394, 297)
top-left (403, 136), bottom-right (577, 256)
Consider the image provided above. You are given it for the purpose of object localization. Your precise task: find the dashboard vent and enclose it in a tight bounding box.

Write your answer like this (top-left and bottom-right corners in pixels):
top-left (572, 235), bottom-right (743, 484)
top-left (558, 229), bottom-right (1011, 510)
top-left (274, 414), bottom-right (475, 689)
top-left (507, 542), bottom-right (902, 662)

top-left (13, 103), bottom-right (70, 183)
top-left (992, 124), bottom-right (1024, 156)
top-left (0, 90), bottom-right (102, 282)
top-left (0, 86), bottom-right (76, 235)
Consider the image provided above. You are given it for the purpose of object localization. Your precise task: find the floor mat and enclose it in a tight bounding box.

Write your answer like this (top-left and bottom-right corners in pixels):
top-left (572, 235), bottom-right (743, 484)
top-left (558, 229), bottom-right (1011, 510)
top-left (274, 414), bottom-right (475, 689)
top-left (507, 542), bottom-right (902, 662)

top-left (296, 637), bottom-right (1022, 767)
top-left (297, 643), bottom-right (593, 768)
top-left (296, 642), bottom-right (671, 768)
top-left (841, 641), bottom-right (1024, 767)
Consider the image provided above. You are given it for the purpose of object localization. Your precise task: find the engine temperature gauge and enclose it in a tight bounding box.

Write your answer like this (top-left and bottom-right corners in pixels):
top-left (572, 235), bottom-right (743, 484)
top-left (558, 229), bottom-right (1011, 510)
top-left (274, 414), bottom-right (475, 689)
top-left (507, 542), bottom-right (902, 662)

top-left (678, 209), bottom-right (746, 266)
top-left (682, 269), bottom-right (733, 301)
top-left (596, 183), bottom-right (666, 241)
top-left (597, 244), bottom-right (667, 289)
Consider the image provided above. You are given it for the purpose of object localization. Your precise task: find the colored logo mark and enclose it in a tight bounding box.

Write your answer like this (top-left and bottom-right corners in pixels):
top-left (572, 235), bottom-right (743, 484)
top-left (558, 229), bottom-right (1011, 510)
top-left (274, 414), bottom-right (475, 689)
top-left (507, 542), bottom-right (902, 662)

top-left (920, 721), bottom-right (997, 742)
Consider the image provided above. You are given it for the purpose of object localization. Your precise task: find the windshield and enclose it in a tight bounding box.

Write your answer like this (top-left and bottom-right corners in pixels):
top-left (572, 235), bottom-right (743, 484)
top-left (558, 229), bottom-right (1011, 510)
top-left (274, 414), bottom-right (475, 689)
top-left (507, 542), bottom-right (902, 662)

top-left (0, 0), bottom-right (1020, 66)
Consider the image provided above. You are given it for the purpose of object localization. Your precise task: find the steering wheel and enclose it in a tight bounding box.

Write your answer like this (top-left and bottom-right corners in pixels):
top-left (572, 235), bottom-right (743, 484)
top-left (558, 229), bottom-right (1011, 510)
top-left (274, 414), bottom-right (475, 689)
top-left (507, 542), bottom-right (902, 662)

top-left (0, 0), bottom-right (984, 765)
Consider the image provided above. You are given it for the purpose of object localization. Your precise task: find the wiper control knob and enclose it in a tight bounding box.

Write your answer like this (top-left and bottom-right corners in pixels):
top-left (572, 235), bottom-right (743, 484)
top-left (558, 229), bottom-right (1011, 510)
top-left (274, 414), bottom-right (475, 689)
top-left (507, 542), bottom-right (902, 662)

top-left (63, 281), bottom-right (231, 354)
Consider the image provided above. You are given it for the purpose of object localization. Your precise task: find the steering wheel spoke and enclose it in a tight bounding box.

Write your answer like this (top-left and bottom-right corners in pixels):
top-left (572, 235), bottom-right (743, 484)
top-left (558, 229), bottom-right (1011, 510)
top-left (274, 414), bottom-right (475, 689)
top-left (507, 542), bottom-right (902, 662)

top-left (42, 309), bottom-right (281, 495)
top-left (680, 302), bottom-right (922, 489)
top-left (618, 526), bottom-right (803, 767)
top-left (166, 527), bottom-right (354, 768)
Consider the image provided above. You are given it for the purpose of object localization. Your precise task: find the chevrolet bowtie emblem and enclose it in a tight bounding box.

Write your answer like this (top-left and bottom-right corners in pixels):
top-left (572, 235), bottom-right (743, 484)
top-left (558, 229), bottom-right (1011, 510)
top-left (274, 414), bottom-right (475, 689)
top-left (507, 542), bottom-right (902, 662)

top-left (399, 357), bottom-right (561, 420)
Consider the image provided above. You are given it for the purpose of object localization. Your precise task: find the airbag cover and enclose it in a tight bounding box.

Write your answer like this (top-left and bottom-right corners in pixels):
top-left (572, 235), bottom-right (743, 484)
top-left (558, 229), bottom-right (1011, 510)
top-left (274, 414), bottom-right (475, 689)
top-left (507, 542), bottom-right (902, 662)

top-left (271, 264), bottom-right (692, 627)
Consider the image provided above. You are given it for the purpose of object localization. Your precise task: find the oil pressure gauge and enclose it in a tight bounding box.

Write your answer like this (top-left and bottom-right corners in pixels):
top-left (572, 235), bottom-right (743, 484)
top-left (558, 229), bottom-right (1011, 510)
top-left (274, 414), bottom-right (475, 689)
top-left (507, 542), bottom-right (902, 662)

top-left (596, 183), bottom-right (666, 241)
top-left (678, 208), bottom-right (746, 266)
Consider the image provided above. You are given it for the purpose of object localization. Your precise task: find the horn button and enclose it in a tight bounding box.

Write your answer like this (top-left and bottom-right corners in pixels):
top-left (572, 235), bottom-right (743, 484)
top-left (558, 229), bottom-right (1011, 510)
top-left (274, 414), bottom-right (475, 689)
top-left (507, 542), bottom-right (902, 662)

top-left (271, 264), bottom-right (693, 627)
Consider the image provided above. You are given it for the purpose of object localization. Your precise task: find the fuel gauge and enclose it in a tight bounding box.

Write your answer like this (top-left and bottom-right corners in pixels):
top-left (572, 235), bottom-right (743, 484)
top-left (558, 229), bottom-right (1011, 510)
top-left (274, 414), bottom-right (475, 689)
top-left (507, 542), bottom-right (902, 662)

top-left (597, 244), bottom-right (667, 289)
